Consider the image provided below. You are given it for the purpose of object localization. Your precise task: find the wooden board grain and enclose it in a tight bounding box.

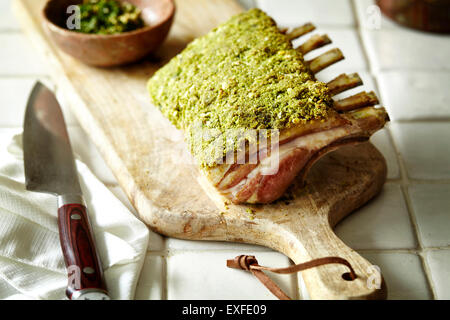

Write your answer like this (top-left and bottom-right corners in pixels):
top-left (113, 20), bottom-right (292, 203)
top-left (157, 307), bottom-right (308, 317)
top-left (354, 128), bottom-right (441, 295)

top-left (14, 0), bottom-right (387, 299)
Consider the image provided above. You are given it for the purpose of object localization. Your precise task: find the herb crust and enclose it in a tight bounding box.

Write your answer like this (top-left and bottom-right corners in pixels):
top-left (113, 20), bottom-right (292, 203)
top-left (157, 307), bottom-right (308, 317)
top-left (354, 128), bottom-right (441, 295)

top-left (148, 9), bottom-right (332, 166)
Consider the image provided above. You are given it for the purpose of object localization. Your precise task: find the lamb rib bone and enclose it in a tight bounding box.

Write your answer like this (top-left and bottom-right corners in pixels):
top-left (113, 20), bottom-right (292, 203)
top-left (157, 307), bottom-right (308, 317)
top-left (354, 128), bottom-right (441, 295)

top-left (297, 34), bottom-right (332, 55)
top-left (307, 48), bottom-right (345, 74)
top-left (327, 73), bottom-right (363, 96)
top-left (286, 23), bottom-right (316, 40)
top-left (334, 91), bottom-right (379, 112)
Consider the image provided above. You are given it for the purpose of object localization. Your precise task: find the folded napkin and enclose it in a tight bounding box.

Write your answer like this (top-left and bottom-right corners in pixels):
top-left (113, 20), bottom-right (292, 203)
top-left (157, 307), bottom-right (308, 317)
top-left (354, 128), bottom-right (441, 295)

top-left (0, 131), bottom-right (149, 299)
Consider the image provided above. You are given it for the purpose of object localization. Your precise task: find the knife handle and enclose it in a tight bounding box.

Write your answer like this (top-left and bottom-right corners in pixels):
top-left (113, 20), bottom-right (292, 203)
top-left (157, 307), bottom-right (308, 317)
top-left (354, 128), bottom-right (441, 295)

top-left (57, 196), bottom-right (109, 300)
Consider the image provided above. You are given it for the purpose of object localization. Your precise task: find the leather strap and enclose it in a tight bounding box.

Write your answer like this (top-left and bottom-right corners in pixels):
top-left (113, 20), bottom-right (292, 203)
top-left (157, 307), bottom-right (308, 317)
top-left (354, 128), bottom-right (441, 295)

top-left (226, 255), bottom-right (357, 300)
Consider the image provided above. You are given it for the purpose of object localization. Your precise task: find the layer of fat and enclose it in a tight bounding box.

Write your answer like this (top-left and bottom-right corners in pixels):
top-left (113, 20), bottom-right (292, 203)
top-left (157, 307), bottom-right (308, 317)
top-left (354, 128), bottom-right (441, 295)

top-left (222, 125), bottom-right (353, 199)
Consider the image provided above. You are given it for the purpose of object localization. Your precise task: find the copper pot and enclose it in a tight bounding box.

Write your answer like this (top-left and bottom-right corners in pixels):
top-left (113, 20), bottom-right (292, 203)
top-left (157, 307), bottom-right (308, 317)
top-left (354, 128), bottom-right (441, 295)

top-left (376, 0), bottom-right (450, 33)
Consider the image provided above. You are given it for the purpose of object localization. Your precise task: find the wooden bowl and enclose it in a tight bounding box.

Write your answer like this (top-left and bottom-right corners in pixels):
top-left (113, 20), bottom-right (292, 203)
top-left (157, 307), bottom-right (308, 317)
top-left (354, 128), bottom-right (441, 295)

top-left (43, 0), bottom-right (175, 67)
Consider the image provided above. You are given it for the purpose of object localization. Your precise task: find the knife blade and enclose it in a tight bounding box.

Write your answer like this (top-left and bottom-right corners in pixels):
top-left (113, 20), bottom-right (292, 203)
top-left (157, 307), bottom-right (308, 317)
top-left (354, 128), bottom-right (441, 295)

top-left (23, 82), bottom-right (110, 300)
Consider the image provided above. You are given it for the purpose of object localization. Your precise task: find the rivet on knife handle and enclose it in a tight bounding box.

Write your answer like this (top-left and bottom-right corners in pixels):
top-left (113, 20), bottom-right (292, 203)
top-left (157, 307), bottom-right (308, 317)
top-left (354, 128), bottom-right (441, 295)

top-left (57, 195), bottom-right (109, 300)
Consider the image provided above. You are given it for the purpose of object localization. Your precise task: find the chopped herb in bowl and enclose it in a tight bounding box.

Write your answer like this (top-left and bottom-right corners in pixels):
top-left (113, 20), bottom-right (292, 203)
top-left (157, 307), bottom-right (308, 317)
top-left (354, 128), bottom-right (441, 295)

top-left (76, 0), bottom-right (145, 35)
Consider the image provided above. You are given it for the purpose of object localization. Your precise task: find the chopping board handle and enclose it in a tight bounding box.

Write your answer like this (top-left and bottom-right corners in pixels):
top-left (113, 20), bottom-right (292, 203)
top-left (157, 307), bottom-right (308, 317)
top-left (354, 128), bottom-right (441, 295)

top-left (282, 218), bottom-right (387, 300)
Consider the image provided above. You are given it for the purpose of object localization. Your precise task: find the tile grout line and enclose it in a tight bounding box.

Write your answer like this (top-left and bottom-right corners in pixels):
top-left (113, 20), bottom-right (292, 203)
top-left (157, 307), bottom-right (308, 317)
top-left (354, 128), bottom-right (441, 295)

top-left (161, 238), bottom-right (168, 299)
top-left (349, 0), bottom-right (372, 77)
top-left (406, 179), bottom-right (450, 185)
top-left (384, 178), bottom-right (450, 184)
top-left (161, 254), bottom-right (168, 300)
top-left (390, 118), bottom-right (450, 123)
top-left (0, 74), bottom-right (50, 79)
top-left (153, 244), bottom-right (450, 255)
top-left (141, 249), bottom-right (169, 299)
top-left (0, 29), bottom-right (21, 34)
top-left (287, 258), bottom-right (301, 300)
top-left (357, 246), bottom-right (450, 254)
top-left (396, 151), bottom-right (438, 298)
top-left (350, 0), bottom-right (437, 299)
top-left (397, 160), bottom-right (438, 299)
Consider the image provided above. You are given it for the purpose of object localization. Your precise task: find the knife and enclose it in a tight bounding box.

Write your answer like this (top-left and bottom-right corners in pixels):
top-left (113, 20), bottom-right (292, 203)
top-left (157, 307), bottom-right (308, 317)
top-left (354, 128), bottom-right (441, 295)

top-left (23, 82), bottom-right (110, 300)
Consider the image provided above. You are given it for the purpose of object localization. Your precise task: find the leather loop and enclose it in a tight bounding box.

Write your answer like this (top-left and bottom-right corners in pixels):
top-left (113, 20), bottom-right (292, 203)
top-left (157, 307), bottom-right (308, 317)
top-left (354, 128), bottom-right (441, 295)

top-left (226, 255), bottom-right (357, 300)
top-left (226, 255), bottom-right (258, 271)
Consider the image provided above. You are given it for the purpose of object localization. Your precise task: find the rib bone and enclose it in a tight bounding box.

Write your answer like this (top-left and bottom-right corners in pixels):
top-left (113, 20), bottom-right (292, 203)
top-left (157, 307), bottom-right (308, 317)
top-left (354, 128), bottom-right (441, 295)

top-left (297, 34), bottom-right (332, 55)
top-left (333, 91), bottom-right (379, 112)
top-left (327, 73), bottom-right (363, 96)
top-left (286, 23), bottom-right (316, 40)
top-left (307, 48), bottom-right (344, 74)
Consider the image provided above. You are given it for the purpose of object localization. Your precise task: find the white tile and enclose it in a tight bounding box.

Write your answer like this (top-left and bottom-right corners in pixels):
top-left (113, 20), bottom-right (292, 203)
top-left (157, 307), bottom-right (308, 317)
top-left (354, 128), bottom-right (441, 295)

top-left (426, 249), bottom-right (450, 300)
top-left (409, 184), bottom-right (450, 248)
top-left (134, 255), bottom-right (164, 300)
top-left (360, 252), bottom-right (432, 299)
top-left (390, 122), bottom-right (450, 180)
top-left (361, 29), bottom-right (450, 71)
top-left (378, 71), bottom-right (450, 121)
top-left (67, 126), bottom-right (119, 185)
top-left (0, 0), bottom-right (20, 30)
top-left (335, 183), bottom-right (416, 250)
top-left (257, 0), bottom-right (355, 27)
top-left (167, 251), bottom-right (296, 299)
top-left (0, 77), bottom-right (78, 127)
top-left (370, 127), bottom-right (400, 179)
top-left (0, 34), bottom-right (47, 76)
top-left (353, 0), bottom-right (403, 31)
top-left (166, 238), bottom-right (270, 252)
top-left (293, 28), bottom-right (368, 73)
top-left (0, 77), bottom-right (54, 127)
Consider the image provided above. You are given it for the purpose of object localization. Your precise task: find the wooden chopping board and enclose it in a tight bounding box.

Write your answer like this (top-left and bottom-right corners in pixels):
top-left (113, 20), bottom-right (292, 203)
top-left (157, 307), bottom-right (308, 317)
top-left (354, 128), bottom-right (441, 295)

top-left (14, 0), bottom-right (387, 299)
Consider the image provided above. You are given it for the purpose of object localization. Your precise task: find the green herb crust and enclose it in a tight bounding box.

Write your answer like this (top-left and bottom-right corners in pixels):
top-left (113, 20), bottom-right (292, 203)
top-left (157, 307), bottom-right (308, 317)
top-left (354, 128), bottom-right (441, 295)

top-left (147, 9), bottom-right (332, 166)
top-left (75, 0), bottom-right (144, 35)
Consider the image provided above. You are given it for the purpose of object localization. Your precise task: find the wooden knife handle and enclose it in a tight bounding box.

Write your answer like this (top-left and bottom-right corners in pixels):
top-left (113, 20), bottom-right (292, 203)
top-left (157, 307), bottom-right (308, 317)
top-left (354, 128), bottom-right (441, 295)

top-left (57, 201), bottom-right (109, 300)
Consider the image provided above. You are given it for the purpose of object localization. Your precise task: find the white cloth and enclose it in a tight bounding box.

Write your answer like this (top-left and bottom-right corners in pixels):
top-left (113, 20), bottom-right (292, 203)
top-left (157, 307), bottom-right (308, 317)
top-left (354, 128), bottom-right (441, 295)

top-left (0, 131), bottom-right (149, 299)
